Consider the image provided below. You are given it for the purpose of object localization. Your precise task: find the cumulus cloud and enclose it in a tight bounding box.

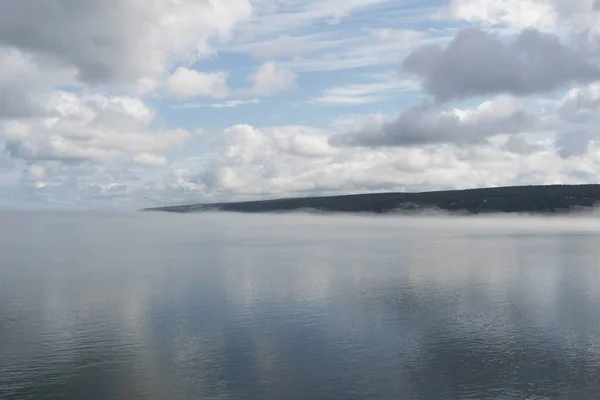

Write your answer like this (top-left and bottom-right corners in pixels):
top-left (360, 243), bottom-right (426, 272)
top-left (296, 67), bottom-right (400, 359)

top-left (28, 164), bottom-right (46, 180)
top-left (330, 97), bottom-right (536, 147)
top-left (0, 0), bottom-right (252, 87)
top-left (0, 0), bottom-right (140, 84)
top-left (178, 124), bottom-right (343, 197)
top-left (0, 49), bottom-right (70, 119)
top-left (273, 130), bottom-right (339, 158)
top-left (133, 153), bottom-right (168, 167)
top-left (248, 61), bottom-right (298, 96)
top-left (557, 83), bottom-right (600, 122)
top-left (1, 91), bottom-right (192, 164)
top-left (167, 67), bottom-right (229, 99)
top-left (503, 135), bottom-right (546, 155)
top-left (6, 117), bottom-right (599, 207)
top-left (403, 27), bottom-right (600, 101)
top-left (555, 130), bottom-right (595, 158)
top-left (0, 161), bottom-right (140, 207)
top-left (553, 83), bottom-right (600, 158)
top-left (136, 120), bottom-right (600, 205)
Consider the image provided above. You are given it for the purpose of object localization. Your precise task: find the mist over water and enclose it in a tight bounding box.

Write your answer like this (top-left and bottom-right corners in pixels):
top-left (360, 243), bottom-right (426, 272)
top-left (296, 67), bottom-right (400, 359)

top-left (2, 211), bottom-right (600, 399)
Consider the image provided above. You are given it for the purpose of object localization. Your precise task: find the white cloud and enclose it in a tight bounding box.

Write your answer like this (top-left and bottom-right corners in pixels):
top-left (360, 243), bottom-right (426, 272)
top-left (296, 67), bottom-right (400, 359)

top-left (139, 119), bottom-right (600, 205)
top-left (28, 164), bottom-right (45, 180)
top-left (1, 91), bottom-right (192, 164)
top-left (7, 104), bottom-right (600, 207)
top-left (175, 99), bottom-right (260, 109)
top-left (242, 0), bottom-right (395, 38)
top-left (558, 83), bottom-right (600, 122)
top-left (283, 29), bottom-right (432, 73)
top-left (0, 49), bottom-right (73, 119)
top-left (503, 134), bottom-right (546, 155)
top-left (309, 75), bottom-right (419, 105)
top-left (0, 0), bottom-right (252, 88)
top-left (248, 61), bottom-right (297, 96)
top-left (449, 0), bottom-right (600, 33)
top-left (269, 125), bottom-right (339, 158)
top-left (554, 83), bottom-right (600, 157)
top-left (450, 0), bottom-right (559, 30)
top-left (226, 1), bottom-right (428, 75)
top-left (133, 153), bottom-right (168, 167)
top-left (167, 67), bottom-right (229, 99)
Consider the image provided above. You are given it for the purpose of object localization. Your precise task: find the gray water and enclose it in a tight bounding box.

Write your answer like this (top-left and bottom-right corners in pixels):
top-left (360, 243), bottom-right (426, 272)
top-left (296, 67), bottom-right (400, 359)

top-left (2, 212), bottom-right (600, 399)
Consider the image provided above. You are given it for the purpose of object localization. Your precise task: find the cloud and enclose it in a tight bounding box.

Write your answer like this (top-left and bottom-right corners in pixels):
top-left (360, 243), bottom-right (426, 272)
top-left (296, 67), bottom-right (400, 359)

top-left (138, 120), bottom-right (600, 205)
top-left (172, 124), bottom-right (344, 197)
top-left (555, 129), bottom-right (595, 158)
top-left (248, 61), bottom-right (297, 96)
top-left (28, 164), bottom-right (45, 180)
top-left (283, 29), bottom-right (429, 73)
top-left (132, 153), bottom-right (167, 167)
top-left (242, 0), bottom-right (394, 38)
top-left (226, 1), bottom-right (425, 75)
top-left (557, 83), bottom-right (600, 122)
top-left (235, 34), bottom-right (316, 59)
top-left (449, 0), bottom-right (599, 32)
top-left (0, 161), bottom-right (141, 207)
top-left (403, 27), bottom-right (600, 101)
top-left (175, 99), bottom-right (260, 110)
top-left (554, 83), bottom-right (600, 158)
top-left (309, 76), bottom-right (418, 105)
top-left (0, 0), bottom-right (252, 87)
top-left (1, 91), bottom-right (192, 164)
top-left (503, 135), bottom-right (545, 155)
top-left (0, 49), bottom-right (70, 119)
top-left (167, 67), bottom-right (229, 99)
top-left (270, 126), bottom-right (339, 158)
top-left (330, 97), bottom-right (536, 147)
top-left (7, 116), bottom-right (600, 207)
top-left (449, 0), bottom-right (559, 30)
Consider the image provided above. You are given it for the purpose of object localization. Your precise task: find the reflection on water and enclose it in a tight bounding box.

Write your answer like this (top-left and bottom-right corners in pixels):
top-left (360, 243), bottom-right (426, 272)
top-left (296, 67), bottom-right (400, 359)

top-left (2, 212), bottom-right (600, 399)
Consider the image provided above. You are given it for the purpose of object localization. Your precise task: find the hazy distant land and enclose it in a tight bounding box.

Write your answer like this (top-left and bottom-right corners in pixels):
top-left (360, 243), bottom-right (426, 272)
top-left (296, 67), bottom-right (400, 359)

top-left (145, 184), bottom-right (600, 215)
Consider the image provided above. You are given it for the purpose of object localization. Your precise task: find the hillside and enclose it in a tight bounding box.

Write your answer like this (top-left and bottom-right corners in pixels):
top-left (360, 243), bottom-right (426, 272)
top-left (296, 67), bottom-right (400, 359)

top-left (145, 184), bottom-right (600, 215)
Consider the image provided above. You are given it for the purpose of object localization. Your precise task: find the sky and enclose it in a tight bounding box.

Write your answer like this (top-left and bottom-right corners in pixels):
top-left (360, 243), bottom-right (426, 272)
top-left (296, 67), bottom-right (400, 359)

top-left (2, 0), bottom-right (600, 208)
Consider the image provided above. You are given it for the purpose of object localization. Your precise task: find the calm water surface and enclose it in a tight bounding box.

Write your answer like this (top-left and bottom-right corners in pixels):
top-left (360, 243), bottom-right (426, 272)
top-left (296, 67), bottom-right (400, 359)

top-left (2, 211), bottom-right (600, 399)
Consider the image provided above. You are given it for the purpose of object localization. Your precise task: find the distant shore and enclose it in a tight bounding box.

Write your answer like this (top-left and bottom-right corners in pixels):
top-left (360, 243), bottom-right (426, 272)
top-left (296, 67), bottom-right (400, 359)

top-left (143, 184), bottom-right (600, 215)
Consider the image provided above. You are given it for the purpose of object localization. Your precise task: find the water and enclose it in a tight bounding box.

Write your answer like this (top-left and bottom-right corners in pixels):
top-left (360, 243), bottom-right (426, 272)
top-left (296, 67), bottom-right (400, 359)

top-left (2, 211), bottom-right (600, 399)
